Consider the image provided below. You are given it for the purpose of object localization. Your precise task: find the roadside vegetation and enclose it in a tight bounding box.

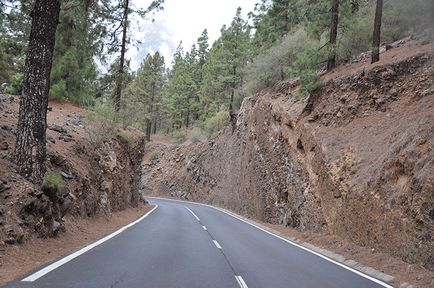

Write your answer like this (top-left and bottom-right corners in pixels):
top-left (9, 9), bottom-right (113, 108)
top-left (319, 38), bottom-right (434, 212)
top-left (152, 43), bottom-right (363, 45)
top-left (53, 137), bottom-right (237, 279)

top-left (0, 0), bottom-right (433, 181)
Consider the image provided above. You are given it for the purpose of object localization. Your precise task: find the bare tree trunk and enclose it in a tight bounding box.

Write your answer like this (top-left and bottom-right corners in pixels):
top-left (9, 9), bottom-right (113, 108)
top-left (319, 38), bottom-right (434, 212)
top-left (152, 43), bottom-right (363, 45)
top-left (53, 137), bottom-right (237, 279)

top-left (327, 0), bottom-right (339, 70)
top-left (371, 0), bottom-right (383, 64)
top-left (145, 83), bottom-right (155, 142)
top-left (15, 0), bottom-right (61, 184)
top-left (229, 65), bottom-right (236, 111)
top-left (113, 0), bottom-right (129, 111)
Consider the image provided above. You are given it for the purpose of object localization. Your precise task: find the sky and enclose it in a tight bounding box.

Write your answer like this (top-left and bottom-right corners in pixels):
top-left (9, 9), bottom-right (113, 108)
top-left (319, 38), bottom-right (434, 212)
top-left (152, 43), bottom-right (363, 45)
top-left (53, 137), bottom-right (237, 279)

top-left (127, 0), bottom-right (258, 70)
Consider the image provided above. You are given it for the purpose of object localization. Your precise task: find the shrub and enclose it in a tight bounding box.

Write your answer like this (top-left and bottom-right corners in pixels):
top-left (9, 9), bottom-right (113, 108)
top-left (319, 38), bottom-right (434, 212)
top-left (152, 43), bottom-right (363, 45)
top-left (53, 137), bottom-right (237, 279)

top-left (85, 99), bottom-right (122, 143)
top-left (187, 126), bottom-right (206, 143)
top-left (3, 73), bottom-right (23, 95)
top-left (286, 46), bottom-right (325, 98)
top-left (42, 170), bottom-right (65, 202)
top-left (117, 129), bottom-right (137, 144)
top-left (202, 108), bottom-right (229, 137)
top-left (242, 27), bottom-right (317, 97)
top-left (170, 129), bottom-right (187, 144)
top-left (148, 150), bottom-right (160, 161)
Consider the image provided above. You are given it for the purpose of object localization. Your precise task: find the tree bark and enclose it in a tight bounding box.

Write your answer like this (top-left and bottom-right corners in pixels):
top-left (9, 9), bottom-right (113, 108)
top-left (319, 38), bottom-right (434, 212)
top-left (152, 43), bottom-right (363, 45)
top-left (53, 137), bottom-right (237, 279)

top-left (15, 0), bottom-right (61, 184)
top-left (371, 0), bottom-right (383, 64)
top-left (113, 0), bottom-right (129, 111)
top-left (327, 0), bottom-right (339, 70)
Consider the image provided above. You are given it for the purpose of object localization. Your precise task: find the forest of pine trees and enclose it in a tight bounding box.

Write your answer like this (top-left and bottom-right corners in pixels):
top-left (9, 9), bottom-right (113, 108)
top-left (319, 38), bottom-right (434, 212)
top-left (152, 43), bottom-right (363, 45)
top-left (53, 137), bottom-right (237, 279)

top-left (0, 0), bottom-right (433, 182)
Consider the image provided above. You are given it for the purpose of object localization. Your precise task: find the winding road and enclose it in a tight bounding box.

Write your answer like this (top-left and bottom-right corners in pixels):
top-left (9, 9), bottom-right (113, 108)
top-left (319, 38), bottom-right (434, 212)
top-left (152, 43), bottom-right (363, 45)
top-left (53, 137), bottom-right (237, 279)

top-left (4, 198), bottom-right (394, 288)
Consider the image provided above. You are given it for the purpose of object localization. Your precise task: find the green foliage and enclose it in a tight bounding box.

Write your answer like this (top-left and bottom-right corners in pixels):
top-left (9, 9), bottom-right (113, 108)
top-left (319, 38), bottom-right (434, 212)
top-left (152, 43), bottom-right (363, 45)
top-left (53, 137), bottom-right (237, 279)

top-left (170, 129), bottom-right (187, 144)
top-left (85, 99), bottom-right (122, 143)
top-left (382, 0), bottom-right (434, 41)
top-left (122, 52), bottom-right (165, 138)
top-left (3, 72), bottom-right (23, 94)
top-left (42, 170), bottom-right (65, 202)
top-left (49, 0), bottom-right (99, 106)
top-left (201, 108), bottom-right (230, 138)
top-left (199, 7), bottom-right (251, 113)
top-left (117, 129), bottom-right (136, 144)
top-left (0, 1), bottom-right (31, 90)
top-left (187, 127), bottom-right (206, 143)
top-left (286, 47), bottom-right (324, 97)
top-left (242, 27), bottom-right (316, 96)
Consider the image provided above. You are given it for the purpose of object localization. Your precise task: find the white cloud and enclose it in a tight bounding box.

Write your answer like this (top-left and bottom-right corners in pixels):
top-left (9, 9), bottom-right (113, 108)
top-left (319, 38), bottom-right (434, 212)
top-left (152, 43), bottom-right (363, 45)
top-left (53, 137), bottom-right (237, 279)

top-left (127, 0), bottom-right (257, 70)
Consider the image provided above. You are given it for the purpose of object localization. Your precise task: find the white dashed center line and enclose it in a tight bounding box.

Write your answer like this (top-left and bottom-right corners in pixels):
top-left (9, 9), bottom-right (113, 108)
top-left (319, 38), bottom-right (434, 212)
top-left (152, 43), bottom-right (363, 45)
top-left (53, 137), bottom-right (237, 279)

top-left (202, 225), bottom-right (207, 230)
top-left (213, 240), bottom-right (222, 249)
top-left (235, 275), bottom-right (248, 288)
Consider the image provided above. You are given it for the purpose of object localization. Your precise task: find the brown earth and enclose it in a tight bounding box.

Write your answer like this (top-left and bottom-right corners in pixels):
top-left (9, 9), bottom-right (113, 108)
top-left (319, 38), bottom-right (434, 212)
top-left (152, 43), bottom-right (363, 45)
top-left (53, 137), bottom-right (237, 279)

top-left (0, 98), bottom-right (148, 282)
top-left (141, 40), bottom-right (434, 286)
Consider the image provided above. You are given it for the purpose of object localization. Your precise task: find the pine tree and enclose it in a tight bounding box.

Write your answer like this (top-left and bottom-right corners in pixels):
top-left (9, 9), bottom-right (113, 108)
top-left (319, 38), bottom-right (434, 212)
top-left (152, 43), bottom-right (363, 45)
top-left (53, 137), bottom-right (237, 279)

top-left (111, 0), bottom-right (165, 111)
top-left (327, 0), bottom-right (340, 70)
top-left (371, 0), bottom-right (383, 64)
top-left (15, 0), bottom-right (61, 184)
top-left (50, 0), bottom-right (98, 106)
top-left (125, 52), bottom-right (165, 140)
top-left (0, 0), bottom-right (32, 92)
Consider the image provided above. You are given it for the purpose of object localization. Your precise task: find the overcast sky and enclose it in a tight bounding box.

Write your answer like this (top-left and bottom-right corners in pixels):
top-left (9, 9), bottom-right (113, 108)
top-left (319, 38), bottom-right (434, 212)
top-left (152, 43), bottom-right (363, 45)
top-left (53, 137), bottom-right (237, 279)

top-left (127, 0), bottom-right (258, 70)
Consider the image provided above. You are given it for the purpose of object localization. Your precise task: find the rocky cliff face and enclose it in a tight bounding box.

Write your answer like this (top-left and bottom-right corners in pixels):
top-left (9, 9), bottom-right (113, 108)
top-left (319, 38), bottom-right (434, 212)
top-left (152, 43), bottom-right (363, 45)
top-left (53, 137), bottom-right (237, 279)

top-left (142, 47), bottom-right (434, 270)
top-left (0, 100), bottom-right (145, 244)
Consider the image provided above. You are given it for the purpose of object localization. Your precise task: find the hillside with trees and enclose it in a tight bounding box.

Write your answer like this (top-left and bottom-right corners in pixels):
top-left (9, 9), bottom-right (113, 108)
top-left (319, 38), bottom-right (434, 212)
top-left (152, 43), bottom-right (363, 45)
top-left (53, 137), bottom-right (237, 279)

top-left (0, 0), bottom-right (433, 286)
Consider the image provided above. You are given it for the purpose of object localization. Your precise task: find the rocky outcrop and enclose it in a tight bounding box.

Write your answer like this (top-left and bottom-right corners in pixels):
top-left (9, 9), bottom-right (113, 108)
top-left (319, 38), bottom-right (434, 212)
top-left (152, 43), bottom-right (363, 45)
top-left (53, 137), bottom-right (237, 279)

top-left (142, 50), bottom-right (434, 270)
top-left (0, 97), bottom-right (146, 244)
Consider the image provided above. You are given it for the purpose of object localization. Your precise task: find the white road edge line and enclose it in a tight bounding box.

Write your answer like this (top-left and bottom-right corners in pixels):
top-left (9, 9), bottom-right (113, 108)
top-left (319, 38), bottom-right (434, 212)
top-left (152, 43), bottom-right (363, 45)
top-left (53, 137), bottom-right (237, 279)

top-left (213, 240), bottom-right (222, 249)
top-left (202, 225), bottom-right (207, 231)
top-left (185, 206), bottom-right (200, 221)
top-left (235, 275), bottom-right (248, 288)
top-left (149, 197), bottom-right (394, 288)
top-left (21, 205), bottom-right (159, 282)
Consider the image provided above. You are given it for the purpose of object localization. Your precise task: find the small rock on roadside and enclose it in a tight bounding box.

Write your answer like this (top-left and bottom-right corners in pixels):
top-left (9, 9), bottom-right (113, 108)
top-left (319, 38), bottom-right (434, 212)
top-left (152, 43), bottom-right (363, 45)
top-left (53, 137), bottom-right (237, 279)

top-left (52, 221), bottom-right (61, 234)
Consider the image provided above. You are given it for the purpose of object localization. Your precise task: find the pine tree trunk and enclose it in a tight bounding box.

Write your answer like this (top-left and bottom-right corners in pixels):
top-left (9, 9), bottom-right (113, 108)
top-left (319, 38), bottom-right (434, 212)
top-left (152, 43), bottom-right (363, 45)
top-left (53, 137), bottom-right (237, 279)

top-left (15, 0), bottom-right (61, 184)
top-left (114, 0), bottom-right (129, 111)
top-left (371, 0), bottom-right (383, 64)
top-left (327, 0), bottom-right (339, 70)
top-left (145, 121), bottom-right (151, 142)
top-left (229, 65), bottom-right (236, 111)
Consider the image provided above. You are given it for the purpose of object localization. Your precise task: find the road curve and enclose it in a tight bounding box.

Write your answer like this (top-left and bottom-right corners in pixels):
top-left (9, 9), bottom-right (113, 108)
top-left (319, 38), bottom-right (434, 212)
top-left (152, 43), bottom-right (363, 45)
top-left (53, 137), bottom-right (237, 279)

top-left (4, 198), bottom-right (394, 288)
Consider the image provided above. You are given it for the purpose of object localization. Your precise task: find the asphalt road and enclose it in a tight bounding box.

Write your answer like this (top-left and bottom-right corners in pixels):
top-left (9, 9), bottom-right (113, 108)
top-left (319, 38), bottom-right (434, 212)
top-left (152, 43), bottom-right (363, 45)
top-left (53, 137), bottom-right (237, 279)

top-left (4, 198), bottom-right (393, 288)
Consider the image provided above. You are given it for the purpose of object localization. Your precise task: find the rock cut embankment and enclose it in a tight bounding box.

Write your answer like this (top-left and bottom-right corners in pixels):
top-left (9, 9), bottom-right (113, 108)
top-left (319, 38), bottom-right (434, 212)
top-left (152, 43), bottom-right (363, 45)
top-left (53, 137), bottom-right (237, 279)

top-left (142, 43), bottom-right (434, 270)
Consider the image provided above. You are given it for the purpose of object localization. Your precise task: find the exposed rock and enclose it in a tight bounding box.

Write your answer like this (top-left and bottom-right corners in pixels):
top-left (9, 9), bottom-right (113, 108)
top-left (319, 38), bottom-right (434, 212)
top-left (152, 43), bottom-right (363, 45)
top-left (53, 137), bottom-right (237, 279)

top-left (60, 171), bottom-right (74, 180)
top-left (52, 221), bottom-right (61, 234)
top-left (49, 124), bottom-right (67, 134)
top-left (0, 182), bottom-right (10, 193)
top-left (4, 225), bottom-right (24, 245)
top-left (59, 134), bottom-right (73, 142)
top-left (1, 124), bottom-right (12, 131)
top-left (47, 135), bottom-right (56, 143)
top-left (0, 142), bottom-right (8, 150)
top-left (142, 51), bottom-right (434, 271)
top-left (72, 115), bottom-right (82, 126)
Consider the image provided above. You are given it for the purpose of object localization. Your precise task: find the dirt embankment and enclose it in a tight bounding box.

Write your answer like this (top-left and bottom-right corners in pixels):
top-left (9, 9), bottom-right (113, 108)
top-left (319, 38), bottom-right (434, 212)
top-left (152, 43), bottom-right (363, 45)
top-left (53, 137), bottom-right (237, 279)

top-left (0, 99), bottom-right (148, 283)
top-left (142, 41), bottom-right (434, 274)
